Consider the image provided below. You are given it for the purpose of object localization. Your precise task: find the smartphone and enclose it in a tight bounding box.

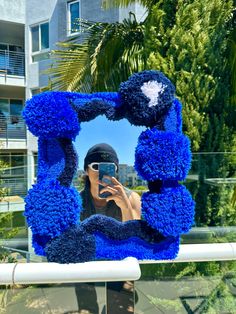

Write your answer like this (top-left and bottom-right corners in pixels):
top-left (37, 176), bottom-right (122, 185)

top-left (98, 163), bottom-right (116, 198)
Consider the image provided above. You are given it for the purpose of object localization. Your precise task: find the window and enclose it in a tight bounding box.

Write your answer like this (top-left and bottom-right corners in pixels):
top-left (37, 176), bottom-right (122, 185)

top-left (0, 98), bottom-right (23, 118)
top-left (33, 152), bottom-right (38, 179)
top-left (0, 43), bottom-right (24, 75)
top-left (67, 0), bottom-right (80, 36)
top-left (31, 22), bottom-right (49, 53)
top-left (0, 153), bottom-right (26, 176)
top-left (11, 153), bottom-right (26, 176)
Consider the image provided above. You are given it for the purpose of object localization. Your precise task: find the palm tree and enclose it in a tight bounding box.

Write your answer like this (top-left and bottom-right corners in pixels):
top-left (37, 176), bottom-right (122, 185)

top-left (46, 0), bottom-right (235, 151)
top-left (46, 1), bottom-right (150, 92)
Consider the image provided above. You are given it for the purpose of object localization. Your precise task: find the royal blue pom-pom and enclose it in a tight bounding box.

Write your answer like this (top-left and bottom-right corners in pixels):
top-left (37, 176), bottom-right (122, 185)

top-left (141, 185), bottom-right (195, 237)
top-left (135, 128), bottom-right (191, 181)
top-left (22, 91), bottom-right (80, 140)
top-left (24, 180), bottom-right (82, 254)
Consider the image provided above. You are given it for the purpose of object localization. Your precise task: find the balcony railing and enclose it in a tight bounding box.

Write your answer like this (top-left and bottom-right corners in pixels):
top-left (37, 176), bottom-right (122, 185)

top-left (0, 177), bottom-right (28, 197)
top-left (0, 114), bottom-right (27, 140)
top-left (0, 49), bottom-right (25, 76)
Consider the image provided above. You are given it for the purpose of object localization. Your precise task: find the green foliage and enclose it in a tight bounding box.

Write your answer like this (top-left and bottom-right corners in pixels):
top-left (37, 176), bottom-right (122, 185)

top-left (130, 185), bottom-right (147, 190)
top-left (47, 0), bottom-right (236, 228)
top-left (140, 261), bottom-right (236, 313)
top-left (102, 0), bottom-right (156, 10)
top-left (0, 158), bottom-right (18, 262)
top-left (145, 0), bottom-right (234, 152)
top-left (47, 16), bottom-right (146, 92)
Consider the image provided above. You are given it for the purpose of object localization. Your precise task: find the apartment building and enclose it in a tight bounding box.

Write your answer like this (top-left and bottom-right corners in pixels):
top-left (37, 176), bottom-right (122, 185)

top-left (119, 164), bottom-right (146, 187)
top-left (0, 0), bottom-right (145, 249)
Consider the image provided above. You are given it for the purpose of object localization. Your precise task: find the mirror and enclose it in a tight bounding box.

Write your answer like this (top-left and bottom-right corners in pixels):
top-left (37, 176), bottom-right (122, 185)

top-left (74, 115), bottom-right (146, 222)
top-left (22, 70), bottom-right (195, 263)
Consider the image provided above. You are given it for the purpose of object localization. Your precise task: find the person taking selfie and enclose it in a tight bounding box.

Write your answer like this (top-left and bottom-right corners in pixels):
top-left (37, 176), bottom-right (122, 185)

top-left (75, 143), bottom-right (141, 314)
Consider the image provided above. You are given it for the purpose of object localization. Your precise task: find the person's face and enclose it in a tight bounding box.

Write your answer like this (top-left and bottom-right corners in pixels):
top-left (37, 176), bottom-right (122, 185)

top-left (86, 163), bottom-right (99, 188)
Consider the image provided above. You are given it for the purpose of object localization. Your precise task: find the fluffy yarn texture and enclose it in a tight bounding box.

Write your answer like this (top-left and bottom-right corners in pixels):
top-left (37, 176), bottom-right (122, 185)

top-left (95, 233), bottom-right (180, 260)
top-left (22, 91), bottom-right (80, 140)
top-left (71, 92), bottom-right (120, 122)
top-left (22, 70), bottom-right (195, 262)
top-left (135, 128), bottom-right (192, 181)
top-left (24, 180), bottom-right (82, 255)
top-left (164, 98), bottom-right (183, 133)
top-left (141, 185), bottom-right (195, 237)
top-left (118, 70), bottom-right (175, 127)
top-left (45, 225), bottom-right (96, 263)
top-left (45, 215), bottom-right (179, 262)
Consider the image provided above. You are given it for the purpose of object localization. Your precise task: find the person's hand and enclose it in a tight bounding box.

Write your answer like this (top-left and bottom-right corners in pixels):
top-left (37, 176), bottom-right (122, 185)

top-left (98, 176), bottom-right (132, 210)
top-left (98, 176), bottom-right (141, 221)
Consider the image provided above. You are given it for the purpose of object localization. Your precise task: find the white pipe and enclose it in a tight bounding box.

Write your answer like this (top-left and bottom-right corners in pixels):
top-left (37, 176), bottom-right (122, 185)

top-left (140, 243), bottom-right (236, 264)
top-left (1, 243), bottom-right (236, 285)
top-left (0, 257), bottom-right (141, 285)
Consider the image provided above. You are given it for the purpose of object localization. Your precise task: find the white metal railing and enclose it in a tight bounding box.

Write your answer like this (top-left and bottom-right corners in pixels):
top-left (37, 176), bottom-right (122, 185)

top-left (0, 49), bottom-right (25, 76)
top-left (0, 177), bottom-right (28, 197)
top-left (1, 243), bottom-right (236, 285)
top-left (0, 115), bottom-right (27, 140)
top-left (0, 257), bottom-right (141, 285)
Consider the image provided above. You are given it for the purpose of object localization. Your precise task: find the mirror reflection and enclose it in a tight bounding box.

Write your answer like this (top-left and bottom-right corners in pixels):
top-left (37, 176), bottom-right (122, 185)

top-left (74, 116), bottom-right (146, 223)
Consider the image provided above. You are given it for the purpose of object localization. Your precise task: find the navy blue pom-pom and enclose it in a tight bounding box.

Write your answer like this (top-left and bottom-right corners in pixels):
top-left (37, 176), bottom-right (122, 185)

top-left (135, 128), bottom-right (191, 181)
top-left (118, 70), bottom-right (175, 127)
top-left (45, 225), bottom-right (96, 263)
top-left (22, 91), bottom-right (80, 140)
top-left (141, 185), bottom-right (195, 237)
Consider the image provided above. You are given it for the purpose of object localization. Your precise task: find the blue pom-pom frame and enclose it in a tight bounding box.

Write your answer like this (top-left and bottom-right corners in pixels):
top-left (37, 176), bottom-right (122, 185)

top-left (22, 70), bottom-right (195, 263)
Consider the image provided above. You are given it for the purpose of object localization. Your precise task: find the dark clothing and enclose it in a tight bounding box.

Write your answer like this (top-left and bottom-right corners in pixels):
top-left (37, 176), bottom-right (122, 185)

top-left (75, 186), bottom-right (135, 314)
top-left (80, 186), bottom-right (132, 222)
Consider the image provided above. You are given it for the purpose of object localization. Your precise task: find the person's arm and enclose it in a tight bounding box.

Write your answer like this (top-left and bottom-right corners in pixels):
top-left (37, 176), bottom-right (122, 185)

top-left (98, 176), bottom-right (142, 221)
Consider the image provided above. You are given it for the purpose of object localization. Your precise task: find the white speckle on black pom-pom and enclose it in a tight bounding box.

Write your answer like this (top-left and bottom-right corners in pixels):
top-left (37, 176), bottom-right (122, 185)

top-left (141, 80), bottom-right (166, 107)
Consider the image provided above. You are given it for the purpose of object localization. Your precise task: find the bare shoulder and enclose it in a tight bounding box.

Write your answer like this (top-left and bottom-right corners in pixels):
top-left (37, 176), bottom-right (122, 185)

top-left (129, 191), bottom-right (141, 213)
top-left (129, 191), bottom-right (141, 202)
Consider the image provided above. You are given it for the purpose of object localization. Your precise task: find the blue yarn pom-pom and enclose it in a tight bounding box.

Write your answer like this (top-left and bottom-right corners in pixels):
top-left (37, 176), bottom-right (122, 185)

top-left (22, 91), bottom-right (80, 140)
top-left (141, 185), bottom-right (195, 237)
top-left (135, 128), bottom-right (192, 181)
top-left (24, 180), bottom-right (82, 254)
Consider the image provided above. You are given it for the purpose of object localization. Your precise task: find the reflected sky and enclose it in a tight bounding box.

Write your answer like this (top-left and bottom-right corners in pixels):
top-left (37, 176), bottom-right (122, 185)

top-left (75, 115), bottom-right (146, 168)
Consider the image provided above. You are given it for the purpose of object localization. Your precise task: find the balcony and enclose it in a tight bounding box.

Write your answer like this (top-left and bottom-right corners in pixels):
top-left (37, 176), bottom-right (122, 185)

top-left (0, 245), bottom-right (236, 313)
top-left (0, 50), bottom-right (25, 86)
top-left (0, 114), bottom-right (27, 148)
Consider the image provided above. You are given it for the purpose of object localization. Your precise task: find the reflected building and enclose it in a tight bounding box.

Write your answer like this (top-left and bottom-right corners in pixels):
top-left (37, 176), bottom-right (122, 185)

top-left (118, 164), bottom-right (146, 188)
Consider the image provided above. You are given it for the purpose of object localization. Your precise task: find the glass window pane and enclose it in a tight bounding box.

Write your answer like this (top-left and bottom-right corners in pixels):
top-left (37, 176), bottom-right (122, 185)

top-left (0, 44), bottom-right (8, 50)
top-left (0, 99), bottom-right (9, 116)
top-left (10, 99), bottom-right (23, 116)
top-left (31, 26), bottom-right (39, 52)
top-left (33, 153), bottom-right (38, 178)
top-left (0, 155), bottom-right (10, 175)
top-left (0, 100), bottom-right (9, 136)
top-left (11, 153), bottom-right (25, 175)
top-left (12, 211), bottom-right (26, 228)
top-left (70, 1), bottom-right (80, 33)
top-left (40, 23), bottom-right (49, 50)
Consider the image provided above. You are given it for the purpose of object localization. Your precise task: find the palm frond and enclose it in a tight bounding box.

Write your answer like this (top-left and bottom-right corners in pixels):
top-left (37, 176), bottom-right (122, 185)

top-left (46, 15), bottom-right (145, 92)
top-left (102, 0), bottom-right (156, 10)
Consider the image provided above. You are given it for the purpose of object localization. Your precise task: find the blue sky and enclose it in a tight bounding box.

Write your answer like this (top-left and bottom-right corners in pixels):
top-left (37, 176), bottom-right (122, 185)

top-left (74, 116), bottom-right (146, 169)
